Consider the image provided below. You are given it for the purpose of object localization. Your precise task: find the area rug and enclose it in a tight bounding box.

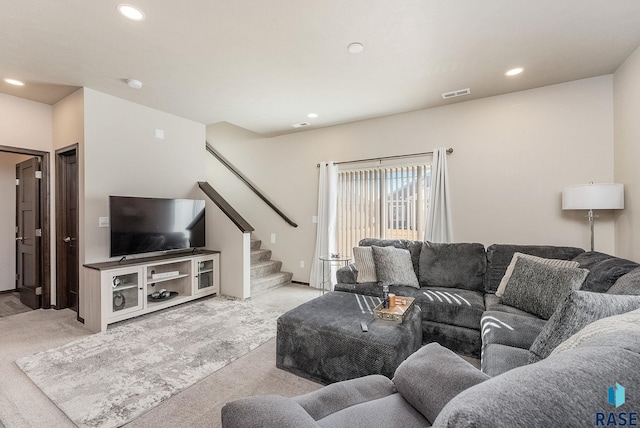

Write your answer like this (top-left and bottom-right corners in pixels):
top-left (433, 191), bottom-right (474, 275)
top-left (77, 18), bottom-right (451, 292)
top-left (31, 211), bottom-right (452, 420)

top-left (16, 297), bottom-right (283, 428)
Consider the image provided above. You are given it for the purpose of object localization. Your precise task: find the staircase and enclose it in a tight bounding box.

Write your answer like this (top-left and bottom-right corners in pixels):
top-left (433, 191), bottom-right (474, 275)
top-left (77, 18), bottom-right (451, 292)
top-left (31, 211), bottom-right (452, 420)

top-left (250, 239), bottom-right (293, 296)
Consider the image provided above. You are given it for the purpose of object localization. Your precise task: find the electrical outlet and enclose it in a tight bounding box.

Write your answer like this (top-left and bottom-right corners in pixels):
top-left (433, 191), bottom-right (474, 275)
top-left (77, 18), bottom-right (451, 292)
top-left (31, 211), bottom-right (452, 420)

top-left (300, 261), bottom-right (305, 268)
top-left (98, 217), bottom-right (110, 228)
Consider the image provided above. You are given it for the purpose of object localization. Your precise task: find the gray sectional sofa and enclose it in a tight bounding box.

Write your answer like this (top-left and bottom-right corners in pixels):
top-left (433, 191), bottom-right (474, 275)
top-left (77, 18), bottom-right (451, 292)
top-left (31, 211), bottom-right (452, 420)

top-left (222, 239), bottom-right (640, 427)
top-left (222, 308), bottom-right (640, 427)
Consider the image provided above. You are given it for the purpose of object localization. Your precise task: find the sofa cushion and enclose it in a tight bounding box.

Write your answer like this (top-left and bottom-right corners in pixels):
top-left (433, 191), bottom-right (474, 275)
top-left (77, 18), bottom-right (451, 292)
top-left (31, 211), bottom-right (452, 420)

top-left (317, 393), bottom-right (428, 428)
top-left (607, 266), bottom-right (640, 295)
top-left (393, 343), bottom-right (489, 424)
top-left (481, 311), bottom-right (546, 351)
top-left (433, 346), bottom-right (640, 428)
top-left (484, 244), bottom-right (584, 294)
top-left (221, 395), bottom-right (319, 428)
top-left (405, 286), bottom-right (485, 330)
top-left (528, 290), bottom-right (640, 363)
top-left (573, 251), bottom-right (640, 293)
top-left (352, 247), bottom-right (377, 283)
top-left (371, 246), bottom-right (419, 288)
top-left (483, 294), bottom-right (539, 318)
top-left (495, 253), bottom-right (580, 297)
top-left (295, 374), bottom-right (396, 421)
top-left (418, 242), bottom-right (486, 291)
top-left (480, 343), bottom-right (530, 377)
top-left (552, 307), bottom-right (640, 355)
top-left (500, 257), bottom-right (588, 320)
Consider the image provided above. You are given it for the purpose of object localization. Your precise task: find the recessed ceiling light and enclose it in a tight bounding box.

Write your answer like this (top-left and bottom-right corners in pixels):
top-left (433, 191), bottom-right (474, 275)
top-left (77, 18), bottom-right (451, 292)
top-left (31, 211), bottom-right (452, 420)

top-left (505, 67), bottom-right (524, 76)
top-left (307, 113), bottom-right (318, 118)
top-left (126, 79), bottom-right (143, 89)
top-left (347, 42), bottom-right (364, 54)
top-left (4, 78), bottom-right (25, 86)
top-left (118, 4), bottom-right (145, 21)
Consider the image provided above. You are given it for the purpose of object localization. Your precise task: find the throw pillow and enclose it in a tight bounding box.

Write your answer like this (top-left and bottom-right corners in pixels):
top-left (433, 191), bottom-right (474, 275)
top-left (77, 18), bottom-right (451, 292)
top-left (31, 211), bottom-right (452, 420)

top-left (393, 343), bottom-right (489, 424)
top-left (551, 308), bottom-right (640, 356)
top-left (607, 267), bottom-right (640, 295)
top-left (352, 246), bottom-right (377, 284)
top-left (495, 253), bottom-right (580, 297)
top-left (371, 246), bottom-right (419, 288)
top-left (500, 257), bottom-right (588, 320)
top-left (528, 290), bottom-right (640, 363)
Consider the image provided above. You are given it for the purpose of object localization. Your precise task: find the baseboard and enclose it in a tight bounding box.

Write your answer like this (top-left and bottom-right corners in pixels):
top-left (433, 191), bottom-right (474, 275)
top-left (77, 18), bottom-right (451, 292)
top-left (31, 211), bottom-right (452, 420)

top-left (291, 280), bottom-right (310, 286)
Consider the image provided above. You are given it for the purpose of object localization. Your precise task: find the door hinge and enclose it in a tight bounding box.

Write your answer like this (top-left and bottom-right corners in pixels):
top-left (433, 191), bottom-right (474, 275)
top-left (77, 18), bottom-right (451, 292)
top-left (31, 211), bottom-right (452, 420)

top-left (35, 171), bottom-right (42, 179)
top-left (16, 178), bottom-right (19, 186)
top-left (16, 273), bottom-right (20, 280)
top-left (35, 287), bottom-right (42, 296)
top-left (35, 228), bottom-right (42, 237)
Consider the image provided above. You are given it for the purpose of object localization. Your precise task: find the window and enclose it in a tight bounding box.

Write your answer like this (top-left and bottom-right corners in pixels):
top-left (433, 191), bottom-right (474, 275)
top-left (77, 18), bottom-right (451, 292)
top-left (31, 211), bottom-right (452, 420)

top-left (337, 163), bottom-right (431, 257)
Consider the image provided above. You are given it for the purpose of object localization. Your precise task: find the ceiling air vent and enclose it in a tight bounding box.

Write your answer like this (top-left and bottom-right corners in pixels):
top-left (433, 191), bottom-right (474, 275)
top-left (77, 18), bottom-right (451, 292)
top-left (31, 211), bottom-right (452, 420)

top-left (442, 88), bottom-right (471, 100)
top-left (292, 122), bottom-right (311, 128)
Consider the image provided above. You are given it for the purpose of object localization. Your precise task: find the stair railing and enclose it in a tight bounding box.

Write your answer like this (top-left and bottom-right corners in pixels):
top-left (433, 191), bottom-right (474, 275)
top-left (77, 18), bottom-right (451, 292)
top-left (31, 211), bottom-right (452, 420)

top-left (205, 142), bottom-right (298, 228)
top-left (198, 181), bottom-right (254, 233)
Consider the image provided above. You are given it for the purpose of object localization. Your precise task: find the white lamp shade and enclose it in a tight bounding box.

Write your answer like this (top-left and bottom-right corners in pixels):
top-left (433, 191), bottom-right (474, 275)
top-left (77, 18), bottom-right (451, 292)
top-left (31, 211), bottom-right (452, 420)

top-left (562, 183), bottom-right (624, 210)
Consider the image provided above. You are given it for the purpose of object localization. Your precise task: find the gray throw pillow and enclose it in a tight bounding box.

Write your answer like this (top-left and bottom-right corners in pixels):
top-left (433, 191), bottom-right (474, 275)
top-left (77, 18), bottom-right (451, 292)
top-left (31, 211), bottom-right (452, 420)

top-left (371, 246), bottom-right (419, 288)
top-left (500, 257), bottom-right (588, 320)
top-left (352, 246), bottom-right (377, 283)
top-left (607, 267), bottom-right (640, 295)
top-left (551, 307), bottom-right (640, 355)
top-left (495, 252), bottom-right (580, 297)
top-left (393, 343), bottom-right (489, 424)
top-left (529, 290), bottom-right (640, 363)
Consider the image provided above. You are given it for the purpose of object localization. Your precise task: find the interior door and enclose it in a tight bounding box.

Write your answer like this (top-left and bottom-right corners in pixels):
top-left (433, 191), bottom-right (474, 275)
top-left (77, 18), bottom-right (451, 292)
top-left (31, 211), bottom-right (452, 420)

top-left (56, 148), bottom-right (79, 311)
top-left (16, 157), bottom-right (41, 309)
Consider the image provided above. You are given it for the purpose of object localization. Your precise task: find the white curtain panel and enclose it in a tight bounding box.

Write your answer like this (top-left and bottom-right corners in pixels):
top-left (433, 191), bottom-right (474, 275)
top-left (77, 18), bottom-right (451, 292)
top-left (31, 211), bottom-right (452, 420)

top-left (425, 147), bottom-right (453, 243)
top-left (310, 162), bottom-right (338, 289)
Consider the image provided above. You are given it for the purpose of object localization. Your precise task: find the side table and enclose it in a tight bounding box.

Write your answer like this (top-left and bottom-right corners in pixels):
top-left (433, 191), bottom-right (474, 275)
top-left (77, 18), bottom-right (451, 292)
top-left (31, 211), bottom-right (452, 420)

top-left (319, 255), bottom-right (351, 294)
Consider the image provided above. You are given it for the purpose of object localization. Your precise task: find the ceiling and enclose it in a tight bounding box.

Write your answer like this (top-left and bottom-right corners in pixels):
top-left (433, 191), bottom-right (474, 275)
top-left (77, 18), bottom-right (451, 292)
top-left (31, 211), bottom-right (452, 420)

top-left (2, 1), bottom-right (640, 136)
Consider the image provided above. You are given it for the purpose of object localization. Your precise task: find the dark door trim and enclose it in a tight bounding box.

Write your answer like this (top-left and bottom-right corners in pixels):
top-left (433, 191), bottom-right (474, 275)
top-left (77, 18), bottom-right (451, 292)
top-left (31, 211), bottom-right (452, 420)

top-left (1, 145), bottom-right (51, 309)
top-left (55, 144), bottom-right (79, 311)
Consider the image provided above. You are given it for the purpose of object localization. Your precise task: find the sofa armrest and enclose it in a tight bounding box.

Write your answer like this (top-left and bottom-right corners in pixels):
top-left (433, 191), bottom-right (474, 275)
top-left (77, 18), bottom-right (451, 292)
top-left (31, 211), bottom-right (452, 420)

top-left (336, 263), bottom-right (358, 284)
top-left (221, 395), bottom-right (319, 428)
top-left (393, 343), bottom-right (490, 424)
top-left (294, 374), bottom-right (396, 420)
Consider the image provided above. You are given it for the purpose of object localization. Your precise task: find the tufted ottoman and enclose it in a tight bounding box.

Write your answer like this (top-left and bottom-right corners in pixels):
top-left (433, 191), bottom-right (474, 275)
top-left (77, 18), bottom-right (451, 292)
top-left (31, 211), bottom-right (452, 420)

top-left (276, 291), bottom-right (422, 384)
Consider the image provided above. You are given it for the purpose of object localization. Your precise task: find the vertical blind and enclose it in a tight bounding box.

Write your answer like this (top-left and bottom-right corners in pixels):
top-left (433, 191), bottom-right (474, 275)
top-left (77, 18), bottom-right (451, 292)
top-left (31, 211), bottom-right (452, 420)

top-left (337, 164), bottom-right (431, 257)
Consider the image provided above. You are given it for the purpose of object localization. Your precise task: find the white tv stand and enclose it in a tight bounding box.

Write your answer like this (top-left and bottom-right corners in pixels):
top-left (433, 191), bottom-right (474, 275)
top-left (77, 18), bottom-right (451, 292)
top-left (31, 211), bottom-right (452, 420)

top-left (82, 250), bottom-right (220, 332)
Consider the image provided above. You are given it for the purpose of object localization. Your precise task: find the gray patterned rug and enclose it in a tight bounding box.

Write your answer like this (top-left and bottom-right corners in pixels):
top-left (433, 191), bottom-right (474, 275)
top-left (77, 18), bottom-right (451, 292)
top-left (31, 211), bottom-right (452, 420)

top-left (16, 297), bottom-right (283, 428)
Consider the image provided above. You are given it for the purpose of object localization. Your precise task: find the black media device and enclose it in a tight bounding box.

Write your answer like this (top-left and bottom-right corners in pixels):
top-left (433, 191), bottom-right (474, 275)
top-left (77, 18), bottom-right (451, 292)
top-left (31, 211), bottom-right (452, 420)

top-left (109, 196), bottom-right (206, 258)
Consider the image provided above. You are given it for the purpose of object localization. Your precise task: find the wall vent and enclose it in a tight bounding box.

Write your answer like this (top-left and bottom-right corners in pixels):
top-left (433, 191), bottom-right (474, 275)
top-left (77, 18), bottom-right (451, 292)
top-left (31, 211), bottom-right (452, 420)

top-left (442, 88), bottom-right (471, 99)
top-left (292, 122), bottom-right (311, 128)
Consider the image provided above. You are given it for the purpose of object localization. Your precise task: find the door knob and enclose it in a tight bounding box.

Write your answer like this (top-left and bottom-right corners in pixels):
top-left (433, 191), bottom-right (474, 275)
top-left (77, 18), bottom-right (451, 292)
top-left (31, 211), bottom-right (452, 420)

top-left (63, 236), bottom-right (71, 243)
top-left (16, 236), bottom-right (23, 241)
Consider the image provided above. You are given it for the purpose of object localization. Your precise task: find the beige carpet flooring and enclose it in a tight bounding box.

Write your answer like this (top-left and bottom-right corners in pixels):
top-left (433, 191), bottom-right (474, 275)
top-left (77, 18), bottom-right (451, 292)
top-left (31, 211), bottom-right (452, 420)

top-left (0, 284), bottom-right (322, 428)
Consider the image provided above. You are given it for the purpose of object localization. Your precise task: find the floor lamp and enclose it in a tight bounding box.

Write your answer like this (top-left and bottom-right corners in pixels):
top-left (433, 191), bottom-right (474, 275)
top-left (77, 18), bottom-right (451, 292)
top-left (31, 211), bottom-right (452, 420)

top-left (562, 183), bottom-right (624, 251)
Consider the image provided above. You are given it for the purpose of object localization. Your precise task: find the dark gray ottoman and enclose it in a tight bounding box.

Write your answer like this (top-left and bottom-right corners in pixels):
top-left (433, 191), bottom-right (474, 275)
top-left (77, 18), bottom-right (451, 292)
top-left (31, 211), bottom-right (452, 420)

top-left (276, 291), bottom-right (422, 384)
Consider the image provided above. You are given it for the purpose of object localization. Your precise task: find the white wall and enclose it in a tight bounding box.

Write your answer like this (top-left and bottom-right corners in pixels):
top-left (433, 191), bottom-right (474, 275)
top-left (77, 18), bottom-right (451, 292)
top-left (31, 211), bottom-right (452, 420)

top-left (82, 88), bottom-right (206, 264)
top-left (207, 76), bottom-right (615, 283)
top-left (0, 153), bottom-right (31, 291)
top-left (614, 46), bottom-right (640, 261)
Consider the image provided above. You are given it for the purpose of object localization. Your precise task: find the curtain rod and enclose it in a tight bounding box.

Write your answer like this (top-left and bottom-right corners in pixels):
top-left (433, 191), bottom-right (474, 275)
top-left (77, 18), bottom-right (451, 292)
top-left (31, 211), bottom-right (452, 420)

top-left (316, 147), bottom-right (453, 168)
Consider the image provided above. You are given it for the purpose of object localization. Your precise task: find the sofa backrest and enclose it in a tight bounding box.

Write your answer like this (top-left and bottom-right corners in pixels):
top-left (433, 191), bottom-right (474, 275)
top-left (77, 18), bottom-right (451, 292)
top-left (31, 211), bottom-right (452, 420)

top-left (484, 244), bottom-right (585, 294)
top-left (573, 251), bottom-right (640, 293)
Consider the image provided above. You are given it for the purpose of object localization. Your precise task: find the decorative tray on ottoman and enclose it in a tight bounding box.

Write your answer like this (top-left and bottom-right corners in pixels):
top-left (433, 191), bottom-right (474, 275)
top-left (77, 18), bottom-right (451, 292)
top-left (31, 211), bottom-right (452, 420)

top-left (373, 296), bottom-right (416, 323)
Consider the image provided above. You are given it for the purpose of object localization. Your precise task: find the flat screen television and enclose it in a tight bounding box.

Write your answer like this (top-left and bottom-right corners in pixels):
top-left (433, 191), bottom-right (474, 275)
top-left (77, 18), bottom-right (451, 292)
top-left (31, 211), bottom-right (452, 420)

top-left (110, 196), bottom-right (206, 257)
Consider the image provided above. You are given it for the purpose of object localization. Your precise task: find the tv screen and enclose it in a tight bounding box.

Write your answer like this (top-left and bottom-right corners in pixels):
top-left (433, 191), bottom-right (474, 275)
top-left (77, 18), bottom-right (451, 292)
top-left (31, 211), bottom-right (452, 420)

top-left (110, 196), bottom-right (206, 257)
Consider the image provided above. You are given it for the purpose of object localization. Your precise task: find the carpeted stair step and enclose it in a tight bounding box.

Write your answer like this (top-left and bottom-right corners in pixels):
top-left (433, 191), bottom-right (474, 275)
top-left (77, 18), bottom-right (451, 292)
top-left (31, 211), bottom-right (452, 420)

top-left (251, 260), bottom-right (283, 278)
top-left (251, 249), bottom-right (272, 264)
top-left (251, 271), bottom-right (293, 296)
top-left (250, 239), bottom-right (262, 251)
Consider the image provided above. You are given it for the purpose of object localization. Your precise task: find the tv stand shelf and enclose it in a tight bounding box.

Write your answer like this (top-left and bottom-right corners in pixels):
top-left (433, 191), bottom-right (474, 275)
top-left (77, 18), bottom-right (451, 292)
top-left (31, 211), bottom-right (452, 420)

top-left (82, 250), bottom-right (220, 332)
